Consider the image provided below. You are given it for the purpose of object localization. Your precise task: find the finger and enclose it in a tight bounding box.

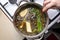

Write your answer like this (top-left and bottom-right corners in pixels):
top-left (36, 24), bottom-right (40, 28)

top-left (44, 0), bottom-right (47, 1)
top-left (51, 7), bottom-right (57, 9)
top-left (43, 2), bottom-right (55, 12)
top-left (43, 0), bottom-right (51, 6)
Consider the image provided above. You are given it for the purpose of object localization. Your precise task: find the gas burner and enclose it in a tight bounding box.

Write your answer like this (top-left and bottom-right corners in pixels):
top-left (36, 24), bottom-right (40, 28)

top-left (9, 0), bottom-right (18, 6)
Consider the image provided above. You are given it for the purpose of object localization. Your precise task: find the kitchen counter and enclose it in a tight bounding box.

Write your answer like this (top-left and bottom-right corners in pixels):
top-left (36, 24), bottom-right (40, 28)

top-left (0, 9), bottom-right (24, 40)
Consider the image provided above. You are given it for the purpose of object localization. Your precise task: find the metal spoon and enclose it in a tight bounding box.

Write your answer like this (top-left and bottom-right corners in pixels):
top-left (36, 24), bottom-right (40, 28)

top-left (9, 0), bottom-right (18, 6)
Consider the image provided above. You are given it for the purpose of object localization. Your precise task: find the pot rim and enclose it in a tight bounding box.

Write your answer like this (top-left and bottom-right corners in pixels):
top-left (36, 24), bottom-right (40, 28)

top-left (13, 2), bottom-right (49, 38)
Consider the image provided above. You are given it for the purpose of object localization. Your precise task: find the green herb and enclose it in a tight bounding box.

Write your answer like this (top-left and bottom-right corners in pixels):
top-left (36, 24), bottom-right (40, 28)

top-left (30, 8), bottom-right (43, 32)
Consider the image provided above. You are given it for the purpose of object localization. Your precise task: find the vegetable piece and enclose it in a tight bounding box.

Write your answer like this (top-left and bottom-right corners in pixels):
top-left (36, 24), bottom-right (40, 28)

top-left (33, 29), bottom-right (37, 33)
top-left (30, 8), bottom-right (43, 32)
top-left (19, 9), bottom-right (28, 17)
top-left (36, 10), bottom-right (43, 32)
top-left (37, 15), bottom-right (43, 32)
top-left (19, 21), bottom-right (25, 28)
top-left (26, 21), bottom-right (32, 32)
top-left (19, 18), bottom-right (26, 28)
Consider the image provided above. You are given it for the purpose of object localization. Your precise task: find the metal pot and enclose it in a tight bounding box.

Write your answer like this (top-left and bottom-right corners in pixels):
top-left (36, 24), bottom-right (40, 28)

top-left (13, 2), bottom-right (49, 39)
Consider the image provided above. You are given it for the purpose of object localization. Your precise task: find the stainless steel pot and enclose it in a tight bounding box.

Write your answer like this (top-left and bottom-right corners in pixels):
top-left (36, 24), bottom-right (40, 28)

top-left (12, 2), bottom-right (49, 39)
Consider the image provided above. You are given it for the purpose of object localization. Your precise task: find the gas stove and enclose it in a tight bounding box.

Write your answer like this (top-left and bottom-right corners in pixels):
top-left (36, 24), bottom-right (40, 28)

top-left (0, 0), bottom-right (60, 40)
top-left (0, 0), bottom-right (60, 19)
top-left (0, 0), bottom-right (60, 29)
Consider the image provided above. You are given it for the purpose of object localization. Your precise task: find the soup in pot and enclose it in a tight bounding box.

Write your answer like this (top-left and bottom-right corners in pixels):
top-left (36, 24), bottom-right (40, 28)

top-left (14, 7), bottom-right (47, 36)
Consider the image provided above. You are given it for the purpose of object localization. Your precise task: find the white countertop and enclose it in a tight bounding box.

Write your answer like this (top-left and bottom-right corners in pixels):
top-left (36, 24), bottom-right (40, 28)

top-left (0, 9), bottom-right (24, 40)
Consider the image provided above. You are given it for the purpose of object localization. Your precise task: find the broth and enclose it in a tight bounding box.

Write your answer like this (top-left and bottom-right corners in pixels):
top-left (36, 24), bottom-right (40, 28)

top-left (15, 7), bottom-right (46, 36)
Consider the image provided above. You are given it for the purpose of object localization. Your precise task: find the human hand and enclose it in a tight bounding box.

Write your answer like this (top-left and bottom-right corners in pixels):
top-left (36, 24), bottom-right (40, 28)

top-left (42, 0), bottom-right (60, 12)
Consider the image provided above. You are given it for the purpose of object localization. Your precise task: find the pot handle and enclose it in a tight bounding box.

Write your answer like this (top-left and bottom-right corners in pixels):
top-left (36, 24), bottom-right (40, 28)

top-left (47, 15), bottom-right (60, 30)
top-left (27, 34), bottom-right (44, 40)
top-left (18, 0), bottom-right (34, 6)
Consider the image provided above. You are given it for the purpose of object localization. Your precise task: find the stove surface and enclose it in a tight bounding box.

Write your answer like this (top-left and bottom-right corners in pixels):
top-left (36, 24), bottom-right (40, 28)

top-left (0, 0), bottom-right (60, 20)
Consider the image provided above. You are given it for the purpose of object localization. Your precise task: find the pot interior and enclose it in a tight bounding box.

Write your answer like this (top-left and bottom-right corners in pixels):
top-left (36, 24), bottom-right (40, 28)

top-left (13, 3), bottom-right (48, 36)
